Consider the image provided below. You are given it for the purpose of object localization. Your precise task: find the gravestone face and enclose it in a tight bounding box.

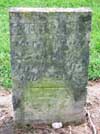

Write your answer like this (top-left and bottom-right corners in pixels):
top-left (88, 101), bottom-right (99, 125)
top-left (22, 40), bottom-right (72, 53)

top-left (9, 8), bottom-right (92, 124)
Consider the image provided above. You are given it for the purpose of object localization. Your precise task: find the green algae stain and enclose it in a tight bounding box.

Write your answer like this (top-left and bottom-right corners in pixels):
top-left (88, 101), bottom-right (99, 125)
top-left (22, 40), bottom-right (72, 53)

top-left (23, 77), bottom-right (73, 108)
top-left (27, 77), bottom-right (66, 88)
top-left (23, 87), bottom-right (73, 112)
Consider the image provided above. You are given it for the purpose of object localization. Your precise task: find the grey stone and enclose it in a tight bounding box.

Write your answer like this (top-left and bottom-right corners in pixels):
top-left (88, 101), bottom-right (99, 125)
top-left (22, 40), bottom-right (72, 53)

top-left (9, 8), bottom-right (92, 124)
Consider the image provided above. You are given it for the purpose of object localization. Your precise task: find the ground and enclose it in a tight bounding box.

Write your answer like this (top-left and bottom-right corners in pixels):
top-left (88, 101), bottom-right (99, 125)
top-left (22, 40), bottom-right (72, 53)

top-left (0, 80), bottom-right (100, 134)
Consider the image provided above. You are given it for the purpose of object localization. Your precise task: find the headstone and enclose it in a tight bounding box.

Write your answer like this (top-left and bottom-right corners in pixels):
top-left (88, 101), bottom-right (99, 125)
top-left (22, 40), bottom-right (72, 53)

top-left (9, 8), bottom-right (92, 124)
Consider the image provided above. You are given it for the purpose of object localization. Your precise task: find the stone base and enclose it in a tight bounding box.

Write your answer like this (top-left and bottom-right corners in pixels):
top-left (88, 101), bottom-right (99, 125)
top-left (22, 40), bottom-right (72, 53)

top-left (13, 100), bottom-right (86, 125)
top-left (13, 83), bottom-right (86, 125)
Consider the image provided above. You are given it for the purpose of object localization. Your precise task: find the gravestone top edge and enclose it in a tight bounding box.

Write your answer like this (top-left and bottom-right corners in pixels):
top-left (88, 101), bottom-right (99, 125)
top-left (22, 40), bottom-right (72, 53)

top-left (9, 7), bottom-right (92, 13)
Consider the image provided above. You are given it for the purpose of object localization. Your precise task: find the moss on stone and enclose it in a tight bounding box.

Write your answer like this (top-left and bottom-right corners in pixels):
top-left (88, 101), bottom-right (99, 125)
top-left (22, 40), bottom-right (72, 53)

top-left (23, 77), bottom-right (72, 107)
top-left (27, 77), bottom-right (66, 88)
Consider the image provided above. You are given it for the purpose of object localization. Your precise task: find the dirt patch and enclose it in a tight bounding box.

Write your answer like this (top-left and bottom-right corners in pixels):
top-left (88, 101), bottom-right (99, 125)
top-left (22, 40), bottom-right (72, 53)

top-left (0, 81), bottom-right (100, 134)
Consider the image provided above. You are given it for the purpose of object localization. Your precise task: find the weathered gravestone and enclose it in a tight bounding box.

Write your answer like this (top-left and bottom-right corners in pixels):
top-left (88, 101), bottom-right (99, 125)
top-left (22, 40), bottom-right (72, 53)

top-left (9, 8), bottom-right (92, 124)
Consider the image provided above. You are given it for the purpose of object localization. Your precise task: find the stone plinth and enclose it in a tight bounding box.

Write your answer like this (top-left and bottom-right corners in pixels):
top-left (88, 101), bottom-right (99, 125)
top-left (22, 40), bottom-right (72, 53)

top-left (9, 8), bottom-right (92, 124)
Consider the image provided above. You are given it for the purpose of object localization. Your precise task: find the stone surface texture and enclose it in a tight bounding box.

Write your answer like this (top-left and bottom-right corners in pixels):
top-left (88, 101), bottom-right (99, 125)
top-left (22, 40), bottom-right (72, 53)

top-left (9, 8), bottom-right (92, 124)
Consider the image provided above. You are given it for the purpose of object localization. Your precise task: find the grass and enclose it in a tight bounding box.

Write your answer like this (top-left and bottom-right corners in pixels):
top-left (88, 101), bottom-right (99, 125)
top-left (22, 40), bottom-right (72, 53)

top-left (0, 0), bottom-right (100, 88)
